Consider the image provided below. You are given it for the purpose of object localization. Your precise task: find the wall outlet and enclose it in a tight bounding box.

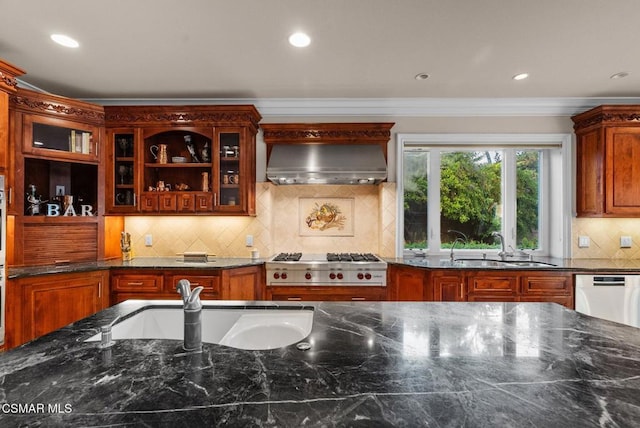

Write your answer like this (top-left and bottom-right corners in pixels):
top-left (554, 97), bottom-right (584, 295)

top-left (245, 234), bottom-right (254, 247)
top-left (145, 234), bottom-right (153, 246)
top-left (620, 236), bottom-right (632, 248)
top-left (578, 236), bottom-right (590, 248)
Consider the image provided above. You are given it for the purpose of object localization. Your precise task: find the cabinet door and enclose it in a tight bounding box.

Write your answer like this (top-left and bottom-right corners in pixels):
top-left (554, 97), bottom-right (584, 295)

top-left (140, 193), bottom-right (158, 212)
top-left (177, 193), bottom-right (195, 213)
top-left (159, 193), bottom-right (177, 212)
top-left (22, 115), bottom-right (100, 163)
top-left (10, 271), bottom-right (108, 348)
top-left (466, 271), bottom-right (518, 303)
top-left (519, 271), bottom-right (573, 309)
top-left (214, 127), bottom-right (254, 214)
top-left (605, 127), bottom-right (640, 215)
top-left (221, 266), bottom-right (263, 300)
top-left (388, 264), bottom-right (430, 301)
top-left (432, 271), bottom-right (465, 301)
top-left (576, 128), bottom-right (605, 216)
top-left (106, 128), bottom-right (139, 213)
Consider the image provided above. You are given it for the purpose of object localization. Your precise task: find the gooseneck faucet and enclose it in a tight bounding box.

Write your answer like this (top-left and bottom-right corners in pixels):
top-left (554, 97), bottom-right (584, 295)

top-left (447, 229), bottom-right (468, 261)
top-left (176, 279), bottom-right (204, 352)
top-left (491, 232), bottom-right (510, 260)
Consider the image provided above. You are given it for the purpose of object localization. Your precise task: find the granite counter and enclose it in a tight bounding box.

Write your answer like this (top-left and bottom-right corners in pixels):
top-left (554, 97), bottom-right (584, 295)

top-left (0, 300), bottom-right (639, 426)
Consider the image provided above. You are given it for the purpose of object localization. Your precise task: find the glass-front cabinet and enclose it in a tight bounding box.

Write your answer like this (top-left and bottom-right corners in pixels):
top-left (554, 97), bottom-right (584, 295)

top-left (105, 129), bottom-right (138, 213)
top-left (22, 115), bottom-right (100, 163)
top-left (104, 105), bottom-right (261, 216)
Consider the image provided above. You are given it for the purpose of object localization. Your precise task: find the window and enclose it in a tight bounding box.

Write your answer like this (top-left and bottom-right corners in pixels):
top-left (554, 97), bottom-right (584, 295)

top-left (397, 134), bottom-right (571, 258)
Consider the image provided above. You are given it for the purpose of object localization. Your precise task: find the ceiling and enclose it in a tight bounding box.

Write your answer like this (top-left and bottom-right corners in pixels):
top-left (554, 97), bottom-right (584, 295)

top-left (1, 0), bottom-right (639, 101)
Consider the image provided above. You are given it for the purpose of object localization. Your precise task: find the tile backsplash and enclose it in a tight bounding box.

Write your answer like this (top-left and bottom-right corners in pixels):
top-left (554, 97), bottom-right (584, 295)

top-left (572, 217), bottom-right (640, 259)
top-left (124, 183), bottom-right (397, 258)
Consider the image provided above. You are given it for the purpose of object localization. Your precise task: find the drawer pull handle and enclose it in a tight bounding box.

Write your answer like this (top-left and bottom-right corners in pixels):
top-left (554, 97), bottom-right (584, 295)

top-left (127, 282), bottom-right (144, 286)
top-left (287, 297), bottom-right (302, 301)
top-left (351, 297), bottom-right (366, 301)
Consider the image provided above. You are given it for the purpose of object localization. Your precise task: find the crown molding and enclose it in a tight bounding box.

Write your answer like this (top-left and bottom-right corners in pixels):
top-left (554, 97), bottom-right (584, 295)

top-left (76, 96), bottom-right (640, 118)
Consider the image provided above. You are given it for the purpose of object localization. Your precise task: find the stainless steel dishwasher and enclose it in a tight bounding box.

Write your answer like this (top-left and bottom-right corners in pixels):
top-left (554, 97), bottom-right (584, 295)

top-left (575, 275), bottom-right (640, 328)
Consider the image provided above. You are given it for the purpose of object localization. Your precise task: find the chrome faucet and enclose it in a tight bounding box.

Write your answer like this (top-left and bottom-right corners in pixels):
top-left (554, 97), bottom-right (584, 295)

top-left (447, 229), bottom-right (468, 261)
top-left (176, 279), bottom-right (204, 352)
top-left (491, 232), bottom-right (511, 260)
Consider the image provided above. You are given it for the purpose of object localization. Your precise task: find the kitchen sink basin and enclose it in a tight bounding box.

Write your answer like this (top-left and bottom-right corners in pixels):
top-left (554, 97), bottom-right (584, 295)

top-left (450, 258), bottom-right (558, 268)
top-left (85, 306), bottom-right (314, 350)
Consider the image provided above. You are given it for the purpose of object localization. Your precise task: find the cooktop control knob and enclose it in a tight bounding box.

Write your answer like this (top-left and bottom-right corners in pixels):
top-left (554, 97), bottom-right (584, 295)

top-left (274, 272), bottom-right (280, 279)
top-left (357, 273), bottom-right (364, 280)
top-left (365, 273), bottom-right (372, 280)
top-left (305, 272), bottom-right (312, 280)
top-left (281, 273), bottom-right (288, 280)
top-left (337, 273), bottom-right (344, 280)
top-left (329, 273), bottom-right (336, 280)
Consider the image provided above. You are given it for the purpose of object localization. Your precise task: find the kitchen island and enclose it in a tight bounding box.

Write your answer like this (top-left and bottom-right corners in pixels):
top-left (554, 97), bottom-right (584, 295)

top-left (0, 300), bottom-right (639, 426)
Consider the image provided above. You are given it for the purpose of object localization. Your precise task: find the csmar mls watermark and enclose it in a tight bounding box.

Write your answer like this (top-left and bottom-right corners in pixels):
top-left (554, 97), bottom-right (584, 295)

top-left (1, 402), bottom-right (73, 414)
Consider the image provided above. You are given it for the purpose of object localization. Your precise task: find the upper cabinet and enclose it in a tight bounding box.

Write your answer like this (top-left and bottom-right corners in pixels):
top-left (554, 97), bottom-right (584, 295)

top-left (8, 88), bottom-right (106, 266)
top-left (572, 105), bottom-right (640, 217)
top-left (0, 60), bottom-right (25, 174)
top-left (104, 105), bottom-right (261, 216)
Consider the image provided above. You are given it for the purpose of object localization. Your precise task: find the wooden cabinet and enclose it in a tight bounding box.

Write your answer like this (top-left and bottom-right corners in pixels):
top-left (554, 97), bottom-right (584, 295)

top-left (8, 88), bottom-right (106, 266)
top-left (267, 286), bottom-right (387, 301)
top-left (466, 272), bottom-right (518, 301)
top-left (104, 106), bottom-right (261, 216)
top-left (519, 271), bottom-right (574, 309)
top-left (110, 266), bottom-right (263, 304)
top-left (387, 264), bottom-right (574, 308)
top-left (573, 105), bottom-right (640, 217)
top-left (221, 266), bottom-right (263, 300)
top-left (0, 60), bottom-right (24, 174)
top-left (387, 264), bottom-right (431, 301)
top-left (5, 270), bottom-right (109, 349)
top-left (432, 270), bottom-right (466, 301)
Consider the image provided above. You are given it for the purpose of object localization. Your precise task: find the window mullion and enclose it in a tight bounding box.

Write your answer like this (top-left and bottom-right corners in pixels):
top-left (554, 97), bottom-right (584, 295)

top-left (428, 150), bottom-right (441, 255)
top-left (503, 149), bottom-right (517, 251)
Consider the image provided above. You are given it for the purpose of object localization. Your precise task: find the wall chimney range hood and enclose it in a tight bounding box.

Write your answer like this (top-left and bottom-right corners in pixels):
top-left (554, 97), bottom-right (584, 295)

top-left (262, 122), bottom-right (394, 185)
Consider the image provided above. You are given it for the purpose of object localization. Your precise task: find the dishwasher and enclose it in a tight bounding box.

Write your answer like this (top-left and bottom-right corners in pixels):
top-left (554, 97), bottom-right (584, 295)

top-left (575, 275), bottom-right (640, 328)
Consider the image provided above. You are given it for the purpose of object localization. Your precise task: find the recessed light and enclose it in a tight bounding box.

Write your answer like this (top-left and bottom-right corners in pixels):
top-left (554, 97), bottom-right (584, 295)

top-left (414, 73), bottom-right (430, 80)
top-left (512, 73), bottom-right (529, 81)
top-left (610, 72), bottom-right (630, 79)
top-left (288, 32), bottom-right (311, 48)
top-left (51, 34), bottom-right (79, 48)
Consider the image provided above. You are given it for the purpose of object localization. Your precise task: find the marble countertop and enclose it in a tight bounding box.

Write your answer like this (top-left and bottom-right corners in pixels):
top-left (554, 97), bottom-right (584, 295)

top-left (9, 255), bottom-right (640, 280)
top-left (7, 257), bottom-right (266, 279)
top-left (0, 300), bottom-right (639, 426)
top-left (388, 255), bottom-right (640, 273)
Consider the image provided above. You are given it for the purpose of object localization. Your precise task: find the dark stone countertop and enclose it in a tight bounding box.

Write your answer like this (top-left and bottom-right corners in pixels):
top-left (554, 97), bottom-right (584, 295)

top-left (0, 300), bottom-right (639, 426)
top-left (7, 257), bottom-right (266, 279)
top-left (387, 255), bottom-right (640, 273)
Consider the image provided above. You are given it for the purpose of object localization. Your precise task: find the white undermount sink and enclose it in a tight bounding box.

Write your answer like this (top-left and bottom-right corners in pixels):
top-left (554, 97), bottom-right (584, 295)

top-left (85, 307), bottom-right (314, 350)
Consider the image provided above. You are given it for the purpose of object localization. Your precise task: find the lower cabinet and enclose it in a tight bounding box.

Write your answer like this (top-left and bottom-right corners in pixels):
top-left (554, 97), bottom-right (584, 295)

top-left (388, 264), bottom-right (431, 301)
top-left (387, 264), bottom-right (574, 307)
top-left (6, 270), bottom-right (109, 349)
top-left (266, 286), bottom-right (387, 301)
top-left (110, 266), bottom-right (263, 304)
top-left (432, 270), bottom-right (465, 301)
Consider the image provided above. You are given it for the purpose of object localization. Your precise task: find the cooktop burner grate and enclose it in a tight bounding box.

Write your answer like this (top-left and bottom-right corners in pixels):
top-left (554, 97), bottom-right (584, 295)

top-left (272, 252), bottom-right (303, 261)
top-left (326, 253), bottom-right (380, 262)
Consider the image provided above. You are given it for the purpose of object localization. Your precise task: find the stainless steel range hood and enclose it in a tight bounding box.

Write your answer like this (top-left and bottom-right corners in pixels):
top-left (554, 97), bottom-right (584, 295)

top-left (266, 144), bottom-right (387, 185)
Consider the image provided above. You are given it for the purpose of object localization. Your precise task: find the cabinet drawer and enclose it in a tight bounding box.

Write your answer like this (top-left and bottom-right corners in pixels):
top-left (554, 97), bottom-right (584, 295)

top-left (469, 275), bottom-right (517, 293)
top-left (113, 274), bottom-right (163, 292)
top-left (520, 273), bottom-right (572, 295)
top-left (178, 194), bottom-right (195, 213)
top-left (159, 193), bottom-right (177, 212)
top-left (140, 193), bottom-right (158, 212)
top-left (170, 275), bottom-right (220, 297)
